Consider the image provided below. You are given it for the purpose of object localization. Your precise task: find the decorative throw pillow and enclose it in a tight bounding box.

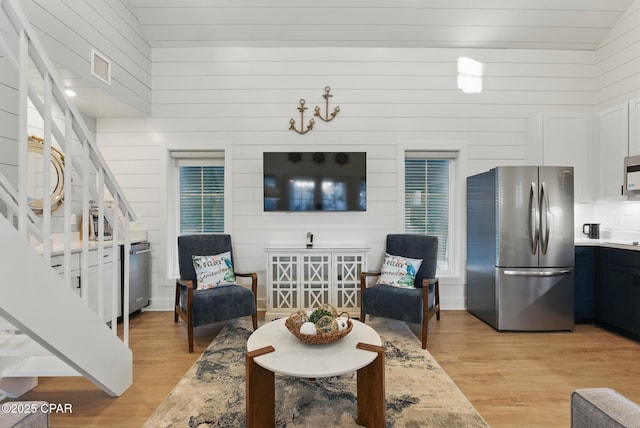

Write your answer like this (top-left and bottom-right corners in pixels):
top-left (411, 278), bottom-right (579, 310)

top-left (192, 252), bottom-right (236, 290)
top-left (378, 253), bottom-right (423, 288)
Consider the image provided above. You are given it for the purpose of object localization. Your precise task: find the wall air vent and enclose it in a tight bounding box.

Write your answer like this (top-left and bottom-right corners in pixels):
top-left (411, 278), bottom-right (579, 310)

top-left (91, 48), bottom-right (111, 85)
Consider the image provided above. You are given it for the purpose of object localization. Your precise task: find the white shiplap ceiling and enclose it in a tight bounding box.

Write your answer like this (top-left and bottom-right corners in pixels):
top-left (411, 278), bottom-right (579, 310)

top-left (128, 0), bottom-right (635, 50)
top-left (66, 0), bottom-right (637, 118)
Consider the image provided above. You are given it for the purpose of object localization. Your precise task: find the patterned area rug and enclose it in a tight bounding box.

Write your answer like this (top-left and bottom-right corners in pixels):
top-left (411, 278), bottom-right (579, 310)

top-left (145, 317), bottom-right (488, 427)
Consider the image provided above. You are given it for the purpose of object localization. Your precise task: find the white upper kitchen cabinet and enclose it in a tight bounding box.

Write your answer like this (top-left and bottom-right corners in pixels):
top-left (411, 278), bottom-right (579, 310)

top-left (525, 113), bottom-right (593, 202)
top-left (628, 97), bottom-right (640, 156)
top-left (598, 103), bottom-right (629, 200)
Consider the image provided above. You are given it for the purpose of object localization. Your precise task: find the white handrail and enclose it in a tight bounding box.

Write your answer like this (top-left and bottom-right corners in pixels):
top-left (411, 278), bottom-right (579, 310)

top-left (0, 0), bottom-right (137, 345)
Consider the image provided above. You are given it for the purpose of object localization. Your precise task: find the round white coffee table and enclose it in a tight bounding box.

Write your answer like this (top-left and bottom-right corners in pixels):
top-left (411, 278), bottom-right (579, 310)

top-left (247, 318), bottom-right (381, 377)
top-left (245, 318), bottom-right (385, 428)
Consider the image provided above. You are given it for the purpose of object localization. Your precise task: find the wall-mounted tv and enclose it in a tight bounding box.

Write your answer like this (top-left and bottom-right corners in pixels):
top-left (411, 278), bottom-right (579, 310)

top-left (263, 152), bottom-right (366, 212)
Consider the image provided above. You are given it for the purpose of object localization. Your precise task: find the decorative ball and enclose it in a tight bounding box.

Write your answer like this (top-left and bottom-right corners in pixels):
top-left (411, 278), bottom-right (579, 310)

top-left (309, 304), bottom-right (338, 324)
top-left (315, 315), bottom-right (338, 335)
top-left (335, 316), bottom-right (349, 332)
top-left (289, 310), bottom-right (309, 327)
top-left (299, 322), bottom-right (317, 335)
top-left (320, 303), bottom-right (339, 318)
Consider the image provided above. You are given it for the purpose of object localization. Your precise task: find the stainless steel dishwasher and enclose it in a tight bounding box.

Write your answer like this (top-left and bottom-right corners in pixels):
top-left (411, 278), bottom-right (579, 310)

top-left (122, 241), bottom-right (150, 315)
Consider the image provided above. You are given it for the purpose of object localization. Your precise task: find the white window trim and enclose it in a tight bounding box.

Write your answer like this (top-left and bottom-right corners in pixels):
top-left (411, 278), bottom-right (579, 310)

top-left (397, 142), bottom-right (468, 283)
top-left (161, 141), bottom-right (232, 281)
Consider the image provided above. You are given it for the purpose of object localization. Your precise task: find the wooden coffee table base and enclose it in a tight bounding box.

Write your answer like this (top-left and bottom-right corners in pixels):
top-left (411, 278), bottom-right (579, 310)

top-left (245, 346), bottom-right (275, 427)
top-left (246, 342), bottom-right (385, 428)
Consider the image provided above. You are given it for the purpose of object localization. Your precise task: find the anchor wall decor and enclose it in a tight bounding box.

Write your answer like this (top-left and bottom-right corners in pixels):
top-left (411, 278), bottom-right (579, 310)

top-left (289, 99), bottom-right (314, 135)
top-left (289, 86), bottom-right (340, 134)
top-left (314, 86), bottom-right (340, 122)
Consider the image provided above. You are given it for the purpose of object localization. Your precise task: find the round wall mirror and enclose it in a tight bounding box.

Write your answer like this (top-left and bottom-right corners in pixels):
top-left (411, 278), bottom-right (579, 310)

top-left (27, 135), bottom-right (65, 213)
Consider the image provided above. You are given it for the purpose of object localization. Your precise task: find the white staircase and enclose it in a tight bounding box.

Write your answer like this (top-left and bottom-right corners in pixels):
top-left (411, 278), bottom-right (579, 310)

top-left (0, 0), bottom-right (136, 398)
top-left (0, 214), bottom-right (133, 398)
top-left (0, 322), bottom-right (80, 400)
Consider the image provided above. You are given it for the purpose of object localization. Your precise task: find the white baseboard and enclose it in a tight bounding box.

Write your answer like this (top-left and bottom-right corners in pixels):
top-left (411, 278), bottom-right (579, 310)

top-left (146, 297), bottom-right (467, 312)
top-left (440, 296), bottom-right (466, 310)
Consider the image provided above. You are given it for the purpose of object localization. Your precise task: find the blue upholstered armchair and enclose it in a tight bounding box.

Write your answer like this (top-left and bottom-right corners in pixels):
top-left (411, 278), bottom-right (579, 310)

top-left (175, 234), bottom-right (257, 352)
top-left (360, 234), bottom-right (440, 349)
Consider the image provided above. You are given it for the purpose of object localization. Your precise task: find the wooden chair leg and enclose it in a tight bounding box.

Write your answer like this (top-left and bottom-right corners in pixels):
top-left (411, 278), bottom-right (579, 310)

top-left (421, 284), bottom-right (429, 349)
top-left (252, 312), bottom-right (258, 331)
top-left (186, 287), bottom-right (194, 353)
top-left (188, 321), bottom-right (194, 353)
top-left (435, 279), bottom-right (441, 320)
top-left (359, 273), bottom-right (369, 323)
top-left (174, 283), bottom-right (180, 322)
top-left (419, 278), bottom-right (441, 349)
top-left (421, 315), bottom-right (428, 349)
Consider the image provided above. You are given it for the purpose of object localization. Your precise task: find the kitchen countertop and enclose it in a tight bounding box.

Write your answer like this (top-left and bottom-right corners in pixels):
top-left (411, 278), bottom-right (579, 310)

top-left (45, 230), bottom-right (148, 256)
top-left (575, 237), bottom-right (640, 251)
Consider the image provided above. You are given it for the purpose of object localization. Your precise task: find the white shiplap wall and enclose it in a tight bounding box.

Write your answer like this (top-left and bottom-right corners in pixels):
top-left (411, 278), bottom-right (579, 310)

top-left (595, 0), bottom-right (640, 109)
top-left (0, 0), bottom-right (150, 193)
top-left (583, 0), bottom-right (640, 235)
top-left (0, 9), bottom-right (19, 185)
top-left (97, 46), bottom-right (595, 310)
top-left (21, 0), bottom-right (151, 115)
top-left (0, 71), bottom-right (18, 185)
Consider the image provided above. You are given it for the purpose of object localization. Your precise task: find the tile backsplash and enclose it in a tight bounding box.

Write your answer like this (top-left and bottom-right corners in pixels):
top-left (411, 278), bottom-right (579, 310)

top-left (575, 201), bottom-right (640, 239)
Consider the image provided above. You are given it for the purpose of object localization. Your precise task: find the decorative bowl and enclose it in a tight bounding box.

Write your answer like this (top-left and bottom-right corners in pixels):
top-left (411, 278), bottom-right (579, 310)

top-left (285, 313), bottom-right (353, 345)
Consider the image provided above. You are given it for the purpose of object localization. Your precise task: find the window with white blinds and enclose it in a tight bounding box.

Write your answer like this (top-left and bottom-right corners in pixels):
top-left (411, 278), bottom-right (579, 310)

top-left (404, 157), bottom-right (450, 270)
top-left (174, 154), bottom-right (225, 234)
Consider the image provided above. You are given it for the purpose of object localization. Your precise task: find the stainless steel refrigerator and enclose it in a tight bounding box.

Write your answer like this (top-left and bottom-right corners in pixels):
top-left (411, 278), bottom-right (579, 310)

top-left (466, 166), bottom-right (574, 331)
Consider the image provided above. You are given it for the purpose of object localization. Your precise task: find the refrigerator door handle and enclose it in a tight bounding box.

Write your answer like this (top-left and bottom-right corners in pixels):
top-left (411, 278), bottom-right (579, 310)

top-left (540, 181), bottom-right (551, 255)
top-left (529, 182), bottom-right (539, 255)
top-left (504, 269), bottom-right (572, 277)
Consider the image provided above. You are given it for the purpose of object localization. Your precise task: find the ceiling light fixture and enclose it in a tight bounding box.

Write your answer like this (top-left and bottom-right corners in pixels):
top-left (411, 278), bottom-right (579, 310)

top-left (457, 57), bottom-right (483, 94)
top-left (65, 89), bottom-right (76, 97)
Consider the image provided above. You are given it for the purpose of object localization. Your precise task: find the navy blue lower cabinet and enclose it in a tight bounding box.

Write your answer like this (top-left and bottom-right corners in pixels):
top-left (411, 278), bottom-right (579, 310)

top-left (598, 248), bottom-right (640, 337)
top-left (575, 246), bottom-right (596, 322)
top-left (601, 263), bottom-right (636, 330)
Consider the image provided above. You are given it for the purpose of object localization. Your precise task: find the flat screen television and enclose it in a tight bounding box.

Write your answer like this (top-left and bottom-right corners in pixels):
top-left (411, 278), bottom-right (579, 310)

top-left (263, 152), bottom-right (366, 212)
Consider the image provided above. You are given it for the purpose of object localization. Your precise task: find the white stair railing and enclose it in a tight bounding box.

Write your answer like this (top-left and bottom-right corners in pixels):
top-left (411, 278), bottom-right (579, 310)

top-left (0, 0), bottom-right (137, 397)
top-left (0, 0), bottom-right (136, 343)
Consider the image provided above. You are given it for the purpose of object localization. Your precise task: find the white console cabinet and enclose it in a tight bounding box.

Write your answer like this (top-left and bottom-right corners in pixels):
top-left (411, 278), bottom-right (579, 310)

top-left (265, 247), bottom-right (369, 321)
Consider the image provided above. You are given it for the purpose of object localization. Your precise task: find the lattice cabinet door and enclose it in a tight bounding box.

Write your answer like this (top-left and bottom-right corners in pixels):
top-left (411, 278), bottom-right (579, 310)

top-left (301, 253), bottom-right (331, 310)
top-left (333, 252), bottom-right (366, 315)
top-left (267, 254), bottom-right (299, 318)
top-left (266, 247), bottom-right (369, 320)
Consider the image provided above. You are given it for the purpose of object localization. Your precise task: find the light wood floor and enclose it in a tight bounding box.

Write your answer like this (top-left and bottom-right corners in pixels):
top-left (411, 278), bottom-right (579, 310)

top-left (13, 310), bottom-right (640, 427)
